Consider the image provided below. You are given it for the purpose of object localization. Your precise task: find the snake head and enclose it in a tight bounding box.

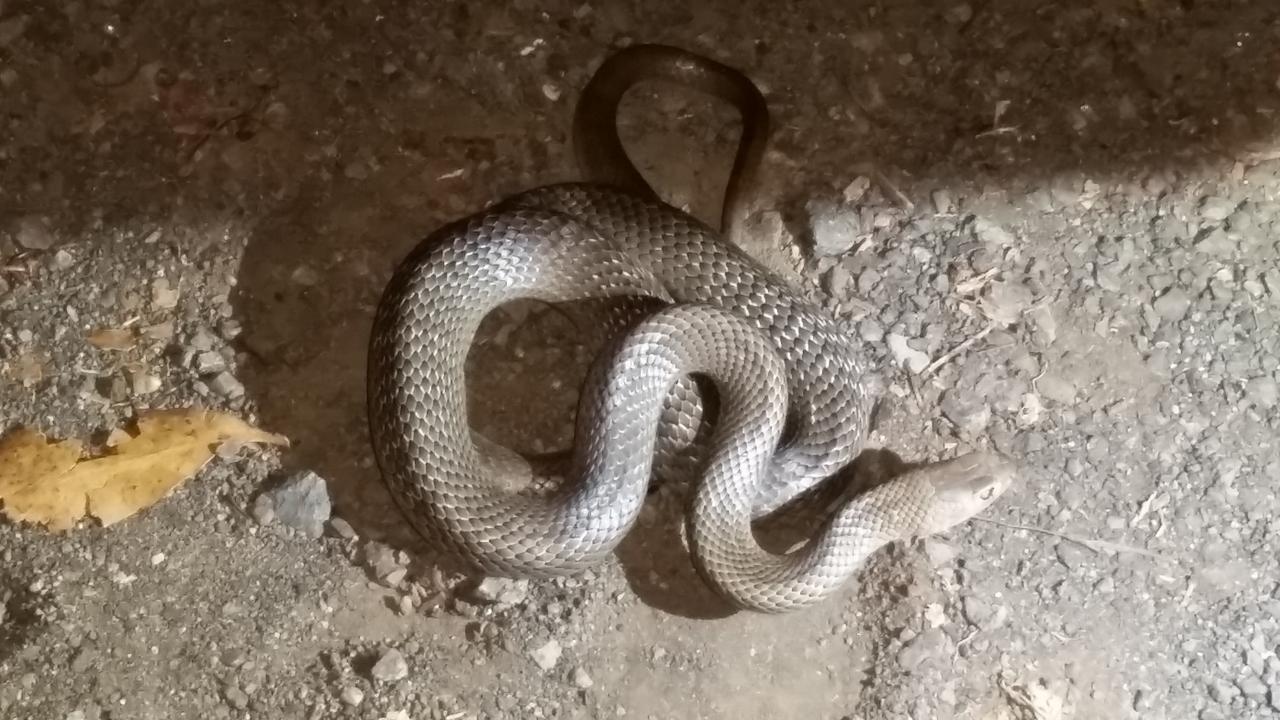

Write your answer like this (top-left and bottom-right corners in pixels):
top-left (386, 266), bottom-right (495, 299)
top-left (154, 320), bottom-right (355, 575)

top-left (912, 451), bottom-right (1018, 535)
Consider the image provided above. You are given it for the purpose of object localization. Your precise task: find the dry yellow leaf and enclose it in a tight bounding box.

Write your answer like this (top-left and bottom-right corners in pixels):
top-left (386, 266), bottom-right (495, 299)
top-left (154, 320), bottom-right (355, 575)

top-left (0, 409), bottom-right (288, 531)
top-left (86, 328), bottom-right (137, 351)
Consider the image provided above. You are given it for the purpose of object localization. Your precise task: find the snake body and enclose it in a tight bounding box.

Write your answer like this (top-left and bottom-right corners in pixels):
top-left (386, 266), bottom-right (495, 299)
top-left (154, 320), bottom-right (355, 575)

top-left (368, 45), bottom-right (1014, 612)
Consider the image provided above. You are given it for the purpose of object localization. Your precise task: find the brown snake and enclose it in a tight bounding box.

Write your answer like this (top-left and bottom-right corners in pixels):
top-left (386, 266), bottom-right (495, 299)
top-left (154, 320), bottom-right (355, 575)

top-left (367, 44), bottom-right (1015, 612)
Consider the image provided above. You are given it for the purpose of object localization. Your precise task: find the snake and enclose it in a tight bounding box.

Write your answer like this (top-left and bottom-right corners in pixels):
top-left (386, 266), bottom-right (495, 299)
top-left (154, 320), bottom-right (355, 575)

top-left (367, 44), bottom-right (1015, 613)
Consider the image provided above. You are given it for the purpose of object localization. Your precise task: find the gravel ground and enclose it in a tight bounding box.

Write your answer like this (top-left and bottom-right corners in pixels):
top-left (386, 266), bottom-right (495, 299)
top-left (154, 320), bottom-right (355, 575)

top-left (3, 1), bottom-right (1280, 719)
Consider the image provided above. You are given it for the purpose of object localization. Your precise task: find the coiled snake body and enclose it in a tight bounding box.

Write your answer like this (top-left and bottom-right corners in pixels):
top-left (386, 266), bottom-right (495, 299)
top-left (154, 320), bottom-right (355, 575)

top-left (368, 45), bottom-right (1014, 613)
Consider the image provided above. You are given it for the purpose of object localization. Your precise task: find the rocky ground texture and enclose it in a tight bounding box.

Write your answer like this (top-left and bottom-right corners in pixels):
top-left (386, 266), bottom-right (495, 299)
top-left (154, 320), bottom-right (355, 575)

top-left (3, 1), bottom-right (1280, 719)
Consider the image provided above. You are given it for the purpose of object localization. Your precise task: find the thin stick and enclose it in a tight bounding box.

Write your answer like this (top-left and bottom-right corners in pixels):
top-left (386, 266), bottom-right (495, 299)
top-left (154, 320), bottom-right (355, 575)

top-left (920, 322), bottom-right (997, 379)
top-left (974, 517), bottom-right (1173, 561)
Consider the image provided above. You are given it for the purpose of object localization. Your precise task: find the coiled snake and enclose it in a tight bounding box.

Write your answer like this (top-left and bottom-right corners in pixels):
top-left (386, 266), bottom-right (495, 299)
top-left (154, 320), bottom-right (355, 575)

top-left (368, 44), bottom-right (1015, 613)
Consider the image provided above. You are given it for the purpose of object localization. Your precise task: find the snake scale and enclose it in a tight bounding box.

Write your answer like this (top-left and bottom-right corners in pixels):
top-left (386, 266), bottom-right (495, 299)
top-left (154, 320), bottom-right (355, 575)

top-left (368, 44), bottom-right (1015, 613)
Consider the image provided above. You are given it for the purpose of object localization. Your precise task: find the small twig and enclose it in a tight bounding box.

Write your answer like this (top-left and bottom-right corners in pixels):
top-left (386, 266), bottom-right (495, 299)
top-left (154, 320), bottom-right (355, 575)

top-left (870, 168), bottom-right (915, 213)
top-left (974, 517), bottom-right (1174, 561)
top-left (975, 125), bottom-right (1020, 139)
top-left (920, 322), bottom-right (997, 379)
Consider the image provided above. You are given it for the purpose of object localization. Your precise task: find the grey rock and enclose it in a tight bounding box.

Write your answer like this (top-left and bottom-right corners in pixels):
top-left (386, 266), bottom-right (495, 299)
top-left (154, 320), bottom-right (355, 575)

top-left (69, 647), bottom-right (96, 673)
top-left (1199, 196), bottom-right (1237, 221)
top-left (1153, 287), bottom-right (1192, 321)
top-left (1269, 684), bottom-right (1280, 711)
top-left (931, 188), bottom-right (955, 212)
top-left (1054, 541), bottom-right (1090, 569)
top-left (259, 471), bottom-right (331, 538)
top-left (842, 176), bottom-right (871, 203)
top-left (941, 390), bottom-right (991, 436)
top-left (530, 639), bottom-right (562, 671)
top-left (370, 648), bottom-right (408, 682)
top-left (1245, 377), bottom-right (1277, 409)
top-left (1264, 268), bottom-right (1280, 297)
top-left (207, 371), bottom-right (245, 399)
top-left (250, 494), bottom-right (275, 526)
top-left (807, 201), bottom-right (862, 256)
top-left (327, 517), bottom-right (357, 540)
top-left (194, 351), bottom-right (227, 375)
top-left (1208, 679), bottom-right (1238, 704)
top-left (1238, 676), bottom-right (1267, 697)
top-left (1037, 373), bottom-right (1078, 405)
top-left (740, 210), bottom-right (795, 259)
top-left (362, 541), bottom-right (404, 585)
top-left (573, 667), bottom-right (594, 689)
top-left (339, 685), bottom-right (364, 706)
top-left (1195, 227), bottom-right (1236, 256)
top-left (886, 333), bottom-right (930, 374)
top-left (972, 217), bottom-right (1016, 247)
top-left (961, 595), bottom-right (1005, 630)
top-left (858, 319), bottom-right (884, 343)
top-left (823, 265), bottom-right (852, 298)
top-left (923, 540), bottom-right (957, 568)
top-left (1059, 482), bottom-right (1088, 510)
top-left (223, 684), bottom-right (249, 710)
top-left (189, 327), bottom-right (218, 352)
top-left (1027, 304), bottom-right (1057, 346)
top-left (857, 268), bottom-right (881, 295)
top-left (897, 628), bottom-right (952, 671)
top-left (469, 577), bottom-right (529, 606)
top-left (1132, 688), bottom-right (1153, 711)
top-left (12, 215), bottom-right (54, 250)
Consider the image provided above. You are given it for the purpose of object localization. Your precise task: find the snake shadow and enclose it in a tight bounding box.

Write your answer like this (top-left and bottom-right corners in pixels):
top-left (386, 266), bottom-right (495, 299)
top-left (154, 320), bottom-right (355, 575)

top-left (613, 444), bottom-right (912, 619)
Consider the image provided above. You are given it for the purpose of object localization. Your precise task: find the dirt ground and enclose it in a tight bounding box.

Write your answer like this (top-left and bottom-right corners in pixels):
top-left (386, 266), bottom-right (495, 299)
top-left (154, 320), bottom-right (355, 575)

top-left (3, 1), bottom-right (1280, 719)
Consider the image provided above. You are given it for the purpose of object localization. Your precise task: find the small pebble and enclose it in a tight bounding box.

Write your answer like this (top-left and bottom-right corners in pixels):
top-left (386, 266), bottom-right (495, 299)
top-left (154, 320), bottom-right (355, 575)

top-left (573, 667), bottom-right (594, 689)
top-left (250, 494), bottom-right (275, 526)
top-left (1245, 376), bottom-right (1277, 409)
top-left (469, 577), bottom-right (530, 606)
top-left (261, 470), bottom-right (332, 538)
top-left (858, 319), bottom-right (884, 343)
top-left (922, 540), bottom-right (958, 568)
top-left (972, 217), bottom-right (1015, 247)
top-left (1199, 196), bottom-right (1237, 221)
top-left (340, 686), bottom-right (364, 706)
top-left (223, 684), bottom-right (249, 710)
top-left (1055, 541), bottom-right (1090, 570)
top-left (1239, 676), bottom-right (1267, 697)
top-left (129, 370), bottom-right (162, 396)
top-left (13, 215), bottom-right (54, 250)
top-left (1152, 287), bottom-right (1191, 321)
top-left (194, 351), bottom-right (227, 375)
top-left (327, 517), bottom-right (358, 540)
top-left (931, 188), bottom-right (955, 213)
top-left (886, 334), bottom-right (930, 374)
top-left (530, 639), bottom-right (562, 672)
top-left (207, 371), bottom-right (245, 398)
top-left (807, 200), bottom-right (862, 256)
top-left (897, 628), bottom-right (952, 671)
top-left (370, 648), bottom-right (408, 683)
